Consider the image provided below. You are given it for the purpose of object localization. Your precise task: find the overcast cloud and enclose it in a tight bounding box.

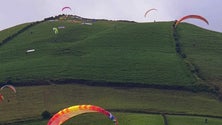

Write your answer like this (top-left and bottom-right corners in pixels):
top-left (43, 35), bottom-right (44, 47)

top-left (0, 0), bottom-right (221, 32)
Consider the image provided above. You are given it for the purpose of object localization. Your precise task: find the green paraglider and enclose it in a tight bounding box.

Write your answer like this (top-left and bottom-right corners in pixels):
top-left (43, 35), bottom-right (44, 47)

top-left (52, 27), bottom-right (59, 34)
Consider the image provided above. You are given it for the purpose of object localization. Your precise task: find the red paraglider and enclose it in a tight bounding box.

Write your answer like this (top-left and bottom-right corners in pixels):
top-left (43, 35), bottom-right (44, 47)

top-left (175, 15), bottom-right (209, 27)
top-left (144, 8), bottom-right (157, 18)
top-left (0, 94), bottom-right (4, 102)
top-left (61, 7), bottom-right (72, 11)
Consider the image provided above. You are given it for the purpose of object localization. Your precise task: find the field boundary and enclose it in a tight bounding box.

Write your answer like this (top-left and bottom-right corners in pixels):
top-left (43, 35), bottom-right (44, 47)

top-left (110, 109), bottom-right (222, 119)
top-left (6, 78), bottom-right (216, 95)
top-left (0, 21), bottom-right (44, 46)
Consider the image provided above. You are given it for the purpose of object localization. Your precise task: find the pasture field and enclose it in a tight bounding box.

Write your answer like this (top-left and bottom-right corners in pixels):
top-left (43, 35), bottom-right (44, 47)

top-left (13, 113), bottom-right (222, 125)
top-left (14, 113), bottom-right (164, 125)
top-left (10, 113), bottom-right (222, 125)
top-left (167, 115), bottom-right (222, 125)
top-left (0, 21), bottom-right (195, 86)
top-left (0, 84), bottom-right (222, 124)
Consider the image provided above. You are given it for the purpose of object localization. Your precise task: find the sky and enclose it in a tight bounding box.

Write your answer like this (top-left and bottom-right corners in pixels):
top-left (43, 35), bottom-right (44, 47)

top-left (0, 0), bottom-right (221, 32)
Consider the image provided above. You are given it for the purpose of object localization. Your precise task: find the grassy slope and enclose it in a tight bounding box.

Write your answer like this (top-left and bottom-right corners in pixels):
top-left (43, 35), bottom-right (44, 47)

top-left (0, 20), bottom-right (195, 86)
top-left (14, 113), bottom-right (222, 125)
top-left (1, 20), bottom-right (222, 124)
top-left (167, 115), bottom-right (222, 125)
top-left (15, 113), bottom-right (164, 125)
top-left (0, 84), bottom-right (222, 122)
top-left (177, 23), bottom-right (222, 82)
top-left (0, 23), bottom-right (30, 43)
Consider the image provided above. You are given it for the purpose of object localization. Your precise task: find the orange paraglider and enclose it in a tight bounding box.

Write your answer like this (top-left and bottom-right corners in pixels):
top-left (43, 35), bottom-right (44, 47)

top-left (0, 94), bottom-right (4, 102)
top-left (175, 15), bottom-right (209, 27)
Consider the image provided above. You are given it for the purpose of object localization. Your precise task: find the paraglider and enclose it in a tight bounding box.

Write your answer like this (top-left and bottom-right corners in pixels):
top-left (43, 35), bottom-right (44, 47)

top-left (0, 94), bottom-right (4, 102)
top-left (175, 15), bottom-right (209, 27)
top-left (62, 7), bottom-right (71, 11)
top-left (0, 84), bottom-right (16, 102)
top-left (144, 8), bottom-right (157, 18)
top-left (1, 85), bottom-right (16, 93)
top-left (47, 104), bottom-right (118, 125)
top-left (52, 27), bottom-right (59, 34)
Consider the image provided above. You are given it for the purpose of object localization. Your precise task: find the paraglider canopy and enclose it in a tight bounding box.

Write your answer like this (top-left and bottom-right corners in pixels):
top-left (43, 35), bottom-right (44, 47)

top-left (1, 85), bottom-right (16, 93)
top-left (47, 105), bottom-right (118, 125)
top-left (175, 15), bottom-right (209, 27)
top-left (144, 8), bottom-right (157, 18)
top-left (52, 27), bottom-right (59, 34)
top-left (62, 6), bottom-right (71, 11)
top-left (0, 94), bottom-right (4, 102)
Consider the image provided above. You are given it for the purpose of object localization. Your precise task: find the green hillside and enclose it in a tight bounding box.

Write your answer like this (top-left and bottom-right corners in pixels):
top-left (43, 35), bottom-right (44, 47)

top-left (175, 23), bottom-right (222, 93)
top-left (0, 20), bottom-right (195, 86)
top-left (1, 17), bottom-right (222, 124)
top-left (0, 23), bottom-right (30, 43)
top-left (1, 84), bottom-right (222, 124)
top-left (177, 23), bottom-right (222, 81)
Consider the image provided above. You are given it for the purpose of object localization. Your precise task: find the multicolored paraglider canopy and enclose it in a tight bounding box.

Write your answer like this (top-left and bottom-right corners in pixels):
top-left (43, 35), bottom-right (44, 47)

top-left (1, 84), bottom-right (16, 93)
top-left (175, 15), bottom-right (209, 27)
top-left (0, 84), bottom-right (16, 102)
top-left (48, 105), bottom-right (118, 125)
